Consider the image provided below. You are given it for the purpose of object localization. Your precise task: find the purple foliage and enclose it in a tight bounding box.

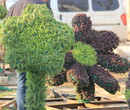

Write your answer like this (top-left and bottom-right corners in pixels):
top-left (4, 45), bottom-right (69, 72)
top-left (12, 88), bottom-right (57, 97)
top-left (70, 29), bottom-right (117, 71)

top-left (76, 77), bottom-right (95, 101)
top-left (64, 52), bottom-right (76, 70)
top-left (89, 65), bottom-right (120, 94)
top-left (66, 62), bottom-right (90, 88)
top-left (47, 72), bottom-right (66, 86)
top-left (97, 54), bottom-right (129, 73)
top-left (90, 31), bottom-right (119, 53)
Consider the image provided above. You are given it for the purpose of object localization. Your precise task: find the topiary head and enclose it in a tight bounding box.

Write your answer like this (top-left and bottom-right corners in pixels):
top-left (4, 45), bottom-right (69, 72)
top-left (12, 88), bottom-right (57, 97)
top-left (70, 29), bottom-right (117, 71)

top-left (0, 4), bottom-right (74, 75)
top-left (0, 5), bottom-right (7, 20)
top-left (72, 13), bottom-right (92, 31)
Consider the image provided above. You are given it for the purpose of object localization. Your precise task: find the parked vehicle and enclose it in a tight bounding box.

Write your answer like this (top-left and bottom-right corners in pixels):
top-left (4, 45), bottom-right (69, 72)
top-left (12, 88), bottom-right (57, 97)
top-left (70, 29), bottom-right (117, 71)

top-left (5, 0), bottom-right (128, 41)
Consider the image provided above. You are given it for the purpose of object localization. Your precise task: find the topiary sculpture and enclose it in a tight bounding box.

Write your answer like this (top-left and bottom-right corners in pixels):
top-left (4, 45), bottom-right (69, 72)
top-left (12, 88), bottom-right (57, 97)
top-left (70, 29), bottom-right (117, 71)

top-left (125, 72), bottom-right (130, 109)
top-left (47, 13), bottom-right (130, 102)
top-left (0, 4), bottom-right (75, 110)
top-left (0, 5), bottom-right (7, 20)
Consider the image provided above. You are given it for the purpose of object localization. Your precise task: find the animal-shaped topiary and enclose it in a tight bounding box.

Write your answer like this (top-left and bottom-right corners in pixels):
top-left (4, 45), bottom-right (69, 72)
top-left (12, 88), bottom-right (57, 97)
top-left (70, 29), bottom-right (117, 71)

top-left (0, 4), bottom-right (75, 110)
top-left (125, 72), bottom-right (130, 109)
top-left (47, 13), bottom-right (130, 102)
top-left (0, 5), bottom-right (7, 20)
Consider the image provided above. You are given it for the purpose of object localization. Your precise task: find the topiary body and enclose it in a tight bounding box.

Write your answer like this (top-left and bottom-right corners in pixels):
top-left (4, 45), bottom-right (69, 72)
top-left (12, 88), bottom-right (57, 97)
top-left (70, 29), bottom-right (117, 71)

top-left (0, 4), bottom-right (74, 110)
top-left (125, 72), bottom-right (130, 109)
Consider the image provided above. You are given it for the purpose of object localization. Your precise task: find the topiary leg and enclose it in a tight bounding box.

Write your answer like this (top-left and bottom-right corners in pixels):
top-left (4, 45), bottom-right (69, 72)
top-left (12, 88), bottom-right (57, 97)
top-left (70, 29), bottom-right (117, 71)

top-left (75, 77), bottom-right (95, 102)
top-left (25, 72), bottom-right (46, 110)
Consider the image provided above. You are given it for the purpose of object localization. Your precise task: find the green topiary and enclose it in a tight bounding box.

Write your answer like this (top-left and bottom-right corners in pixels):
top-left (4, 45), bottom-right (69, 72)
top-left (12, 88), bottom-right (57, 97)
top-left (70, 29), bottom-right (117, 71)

top-left (125, 72), bottom-right (130, 109)
top-left (0, 4), bottom-right (74, 110)
top-left (0, 5), bottom-right (7, 20)
top-left (72, 42), bottom-right (97, 66)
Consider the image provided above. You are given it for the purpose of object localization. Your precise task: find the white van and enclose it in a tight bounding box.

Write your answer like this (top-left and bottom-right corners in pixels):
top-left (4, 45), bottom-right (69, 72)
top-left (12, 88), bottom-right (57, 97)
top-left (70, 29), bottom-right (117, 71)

top-left (50, 0), bottom-right (127, 42)
top-left (6, 0), bottom-right (127, 42)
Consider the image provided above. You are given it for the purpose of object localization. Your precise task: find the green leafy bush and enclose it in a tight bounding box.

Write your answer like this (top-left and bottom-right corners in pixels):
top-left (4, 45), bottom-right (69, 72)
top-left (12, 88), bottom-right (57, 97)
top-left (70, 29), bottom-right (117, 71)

top-left (0, 5), bottom-right (7, 20)
top-left (72, 42), bottom-right (97, 66)
top-left (1, 4), bottom-right (74, 74)
top-left (0, 4), bottom-right (74, 110)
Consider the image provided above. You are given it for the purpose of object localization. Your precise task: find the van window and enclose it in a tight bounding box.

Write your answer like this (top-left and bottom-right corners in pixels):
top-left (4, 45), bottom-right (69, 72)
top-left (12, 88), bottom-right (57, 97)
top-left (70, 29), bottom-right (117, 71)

top-left (92, 0), bottom-right (119, 11)
top-left (58, 0), bottom-right (89, 12)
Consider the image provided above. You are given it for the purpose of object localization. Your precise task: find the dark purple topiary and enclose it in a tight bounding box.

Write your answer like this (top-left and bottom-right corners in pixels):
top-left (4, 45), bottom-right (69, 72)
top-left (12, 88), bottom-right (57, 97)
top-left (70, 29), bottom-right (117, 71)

top-left (90, 31), bottom-right (119, 53)
top-left (66, 62), bottom-right (90, 88)
top-left (47, 13), bottom-right (130, 102)
top-left (72, 13), bottom-right (92, 44)
top-left (126, 72), bottom-right (130, 90)
top-left (76, 77), bottom-right (95, 101)
top-left (47, 72), bottom-right (66, 86)
top-left (97, 54), bottom-right (129, 73)
top-left (88, 65), bottom-right (120, 94)
top-left (64, 52), bottom-right (76, 70)
top-left (72, 13), bottom-right (92, 31)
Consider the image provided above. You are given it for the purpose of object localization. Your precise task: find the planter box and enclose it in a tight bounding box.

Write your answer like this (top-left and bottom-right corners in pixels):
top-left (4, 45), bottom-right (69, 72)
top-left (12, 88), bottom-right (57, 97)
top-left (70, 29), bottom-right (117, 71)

top-left (0, 98), bottom-right (16, 110)
top-left (46, 98), bottom-right (128, 110)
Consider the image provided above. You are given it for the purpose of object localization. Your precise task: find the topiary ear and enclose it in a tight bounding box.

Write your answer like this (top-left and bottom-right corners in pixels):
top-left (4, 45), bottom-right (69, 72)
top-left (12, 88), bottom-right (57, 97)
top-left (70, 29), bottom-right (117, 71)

top-left (72, 42), bottom-right (97, 66)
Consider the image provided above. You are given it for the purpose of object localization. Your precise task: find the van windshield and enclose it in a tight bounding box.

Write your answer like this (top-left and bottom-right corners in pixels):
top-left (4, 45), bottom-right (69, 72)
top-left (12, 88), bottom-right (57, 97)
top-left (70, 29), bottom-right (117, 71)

top-left (58, 0), bottom-right (89, 12)
top-left (92, 0), bottom-right (119, 11)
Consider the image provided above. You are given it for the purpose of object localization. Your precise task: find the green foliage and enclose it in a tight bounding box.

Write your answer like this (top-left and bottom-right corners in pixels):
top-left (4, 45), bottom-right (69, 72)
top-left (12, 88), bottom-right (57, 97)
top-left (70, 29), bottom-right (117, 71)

top-left (125, 89), bottom-right (130, 100)
top-left (72, 42), bottom-right (97, 66)
top-left (0, 5), bottom-right (7, 20)
top-left (25, 72), bottom-right (46, 110)
top-left (0, 4), bottom-right (74, 75)
top-left (0, 4), bottom-right (74, 110)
